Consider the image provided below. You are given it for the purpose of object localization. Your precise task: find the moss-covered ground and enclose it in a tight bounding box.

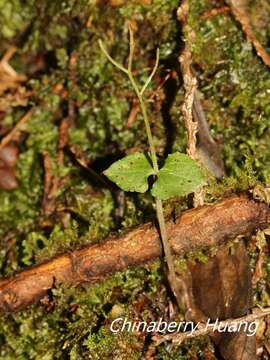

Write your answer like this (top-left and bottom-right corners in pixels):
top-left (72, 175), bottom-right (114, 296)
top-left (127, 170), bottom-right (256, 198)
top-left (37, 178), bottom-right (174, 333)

top-left (0, 0), bottom-right (270, 358)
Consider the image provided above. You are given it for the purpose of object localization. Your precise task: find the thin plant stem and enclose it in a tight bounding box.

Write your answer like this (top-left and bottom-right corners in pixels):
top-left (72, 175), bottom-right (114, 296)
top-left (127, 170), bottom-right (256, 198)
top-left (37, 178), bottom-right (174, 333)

top-left (98, 40), bottom-right (128, 74)
top-left (99, 29), bottom-right (181, 307)
top-left (125, 27), bottom-right (159, 173)
top-left (126, 71), bottom-right (159, 173)
top-left (155, 198), bottom-right (181, 303)
top-left (128, 26), bottom-right (135, 72)
top-left (140, 48), bottom-right (160, 96)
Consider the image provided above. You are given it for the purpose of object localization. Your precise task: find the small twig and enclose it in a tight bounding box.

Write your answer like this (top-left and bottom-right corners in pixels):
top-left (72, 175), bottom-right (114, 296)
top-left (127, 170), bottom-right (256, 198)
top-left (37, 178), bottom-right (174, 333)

top-left (42, 118), bottom-right (70, 217)
top-left (252, 230), bottom-right (268, 286)
top-left (42, 50), bottom-right (77, 215)
top-left (126, 100), bottom-right (140, 128)
top-left (178, 1), bottom-right (204, 207)
top-left (57, 118), bottom-right (70, 165)
top-left (0, 108), bottom-right (34, 149)
top-left (153, 307), bottom-right (270, 346)
top-left (42, 152), bottom-right (54, 216)
top-left (0, 47), bottom-right (21, 78)
top-left (228, 0), bottom-right (270, 68)
top-left (178, 45), bottom-right (197, 157)
top-left (1, 46), bottom-right (17, 63)
top-left (50, 118), bottom-right (70, 196)
top-left (201, 6), bottom-right (230, 20)
top-left (0, 47), bottom-right (26, 93)
top-left (68, 51), bottom-right (78, 126)
top-left (252, 250), bottom-right (265, 286)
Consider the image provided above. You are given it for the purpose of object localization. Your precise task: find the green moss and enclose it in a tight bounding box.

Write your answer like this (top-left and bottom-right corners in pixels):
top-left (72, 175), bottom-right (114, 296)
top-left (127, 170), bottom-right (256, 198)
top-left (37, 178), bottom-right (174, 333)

top-left (83, 327), bottom-right (142, 360)
top-left (157, 338), bottom-right (214, 360)
top-left (0, 0), bottom-right (33, 40)
top-left (186, 0), bottom-right (270, 179)
top-left (0, 262), bottom-right (164, 359)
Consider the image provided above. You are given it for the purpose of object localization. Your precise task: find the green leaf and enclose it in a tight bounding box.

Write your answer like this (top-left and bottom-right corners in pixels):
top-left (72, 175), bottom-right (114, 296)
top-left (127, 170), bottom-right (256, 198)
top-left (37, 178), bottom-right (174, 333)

top-left (104, 152), bottom-right (154, 193)
top-left (151, 152), bottom-right (207, 200)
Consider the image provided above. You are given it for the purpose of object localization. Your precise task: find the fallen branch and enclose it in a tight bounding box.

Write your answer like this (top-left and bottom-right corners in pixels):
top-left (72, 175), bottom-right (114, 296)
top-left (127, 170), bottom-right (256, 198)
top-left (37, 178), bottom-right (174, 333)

top-left (0, 195), bottom-right (269, 313)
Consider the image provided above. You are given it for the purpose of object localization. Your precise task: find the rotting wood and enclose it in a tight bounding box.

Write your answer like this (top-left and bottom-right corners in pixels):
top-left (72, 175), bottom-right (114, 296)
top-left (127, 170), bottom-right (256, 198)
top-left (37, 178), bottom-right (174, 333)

top-left (0, 194), bottom-right (269, 313)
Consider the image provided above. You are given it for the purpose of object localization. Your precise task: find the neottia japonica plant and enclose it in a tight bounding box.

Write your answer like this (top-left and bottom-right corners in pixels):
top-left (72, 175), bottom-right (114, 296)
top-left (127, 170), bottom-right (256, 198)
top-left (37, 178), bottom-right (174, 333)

top-left (98, 26), bottom-right (206, 306)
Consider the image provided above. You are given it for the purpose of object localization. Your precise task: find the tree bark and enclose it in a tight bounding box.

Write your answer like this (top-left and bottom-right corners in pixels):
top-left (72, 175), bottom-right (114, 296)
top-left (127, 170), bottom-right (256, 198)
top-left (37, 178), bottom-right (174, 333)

top-left (0, 194), bottom-right (269, 313)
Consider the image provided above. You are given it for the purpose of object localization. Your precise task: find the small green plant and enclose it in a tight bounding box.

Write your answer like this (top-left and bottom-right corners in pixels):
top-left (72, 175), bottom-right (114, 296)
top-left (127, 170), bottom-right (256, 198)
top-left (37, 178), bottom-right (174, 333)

top-left (98, 27), bottom-right (206, 306)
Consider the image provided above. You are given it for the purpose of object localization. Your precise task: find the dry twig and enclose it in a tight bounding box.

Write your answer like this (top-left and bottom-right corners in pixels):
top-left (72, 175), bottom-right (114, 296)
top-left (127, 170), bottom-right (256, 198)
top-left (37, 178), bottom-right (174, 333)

top-left (177, 1), bottom-right (204, 207)
top-left (227, 0), bottom-right (270, 68)
top-left (42, 118), bottom-right (70, 217)
top-left (0, 47), bottom-right (26, 94)
top-left (178, 1), bottom-right (197, 160)
top-left (201, 6), bottom-right (230, 20)
top-left (0, 109), bottom-right (34, 149)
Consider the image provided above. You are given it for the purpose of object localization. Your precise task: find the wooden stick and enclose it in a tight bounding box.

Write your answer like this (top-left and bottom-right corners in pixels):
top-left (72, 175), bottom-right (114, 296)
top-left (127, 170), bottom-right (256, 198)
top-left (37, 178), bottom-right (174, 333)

top-left (0, 109), bottom-right (34, 149)
top-left (228, 0), bottom-right (270, 68)
top-left (178, 1), bottom-right (205, 207)
top-left (0, 195), bottom-right (269, 313)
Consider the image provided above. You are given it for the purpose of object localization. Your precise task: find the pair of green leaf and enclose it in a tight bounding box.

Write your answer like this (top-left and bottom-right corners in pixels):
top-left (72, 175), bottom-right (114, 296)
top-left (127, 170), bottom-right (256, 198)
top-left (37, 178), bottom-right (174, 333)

top-left (104, 152), bottom-right (206, 200)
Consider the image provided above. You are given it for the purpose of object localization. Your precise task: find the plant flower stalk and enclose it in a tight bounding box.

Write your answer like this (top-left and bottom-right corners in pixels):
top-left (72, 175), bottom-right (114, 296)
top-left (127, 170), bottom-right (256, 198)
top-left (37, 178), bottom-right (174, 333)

top-left (98, 27), bottom-right (181, 307)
